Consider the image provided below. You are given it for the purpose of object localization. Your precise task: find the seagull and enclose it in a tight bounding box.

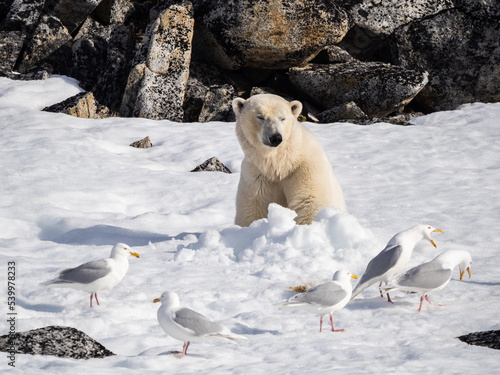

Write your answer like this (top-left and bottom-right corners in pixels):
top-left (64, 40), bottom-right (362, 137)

top-left (351, 224), bottom-right (443, 302)
top-left (280, 270), bottom-right (357, 332)
top-left (40, 243), bottom-right (140, 307)
top-left (381, 250), bottom-right (472, 311)
top-left (154, 291), bottom-right (246, 358)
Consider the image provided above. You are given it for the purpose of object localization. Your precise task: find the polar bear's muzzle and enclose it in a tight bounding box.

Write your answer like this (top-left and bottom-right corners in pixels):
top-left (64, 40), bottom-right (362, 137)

top-left (261, 123), bottom-right (283, 147)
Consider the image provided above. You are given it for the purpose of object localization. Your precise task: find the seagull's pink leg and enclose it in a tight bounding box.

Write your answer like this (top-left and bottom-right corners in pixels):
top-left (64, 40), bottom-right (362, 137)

top-left (424, 295), bottom-right (432, 304)
top-left (386, 292), bottom-right (394, 304)
top-left (418, 295), bottom-right (424, 311)
top-left (379, 282), bottom-right (383, 298)
top-left (330, 315), bottom-right (344, 332)
top-left (95, 292), bottom-right (100, 306)
top-left (90, 294), bottom-right (93, 307)
top-left (319, 316), bottom-right (323, 332)
top-left (182, 342), bottom-right (190, 357)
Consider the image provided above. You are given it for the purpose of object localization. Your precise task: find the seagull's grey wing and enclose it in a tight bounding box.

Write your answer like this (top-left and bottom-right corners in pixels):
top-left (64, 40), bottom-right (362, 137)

top-left (291, 283), bottom-right (348, 306)
top-left (57, 259), bottom-right (112, 284)
top-left (173, 307), bottom-right (224, 336)
top-left (395, 263), bottom-right (452, 291)
top-left (358, 244), bottom-right (403, 284)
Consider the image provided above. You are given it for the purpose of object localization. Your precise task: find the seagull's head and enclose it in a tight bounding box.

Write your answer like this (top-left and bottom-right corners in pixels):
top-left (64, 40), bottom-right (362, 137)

top-left (420, 225), bottom-right (444, 248)
top-left (112, 243), bottom-right (140, 258)
top-left (458, 252), bottom-right (473, 280)
top-left (332, 269), bottom-right (358, 282)
top-left (153, 291), bottom-right (181, 308)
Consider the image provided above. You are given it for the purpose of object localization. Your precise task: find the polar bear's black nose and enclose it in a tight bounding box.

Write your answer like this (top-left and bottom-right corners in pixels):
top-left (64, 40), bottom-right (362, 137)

top-left (268, 133), bottom-right (282, 147)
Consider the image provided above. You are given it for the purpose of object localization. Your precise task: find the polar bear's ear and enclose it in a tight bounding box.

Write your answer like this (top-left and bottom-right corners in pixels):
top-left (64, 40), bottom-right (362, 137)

top-left (289, 100), bottom-right (303, 118)
top-left (232, 98), bottom-right (246, 116)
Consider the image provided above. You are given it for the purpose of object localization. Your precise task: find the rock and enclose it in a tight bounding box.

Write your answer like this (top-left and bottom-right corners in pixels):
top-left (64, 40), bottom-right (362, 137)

top-left (0, 0), bottom-right (45, 74)
top-left (121, 0), bottom-right (194, 121)
top-left (94, 0), bottom-right (134, 24)
top-left (458, 330), bottom-right (500, 350)
top-left (290, 62), bottom-right (428, 117)
top-left (454, 0), bottom-right (500, 19)
top-left (43, 91), bottom-right (116, 118)
top-left (198, 84), bottom-right (236, 122)
top-left (347, 0), bottom-right (454, 35)
top-left (192, 0), bottom-right (349, 70)
top-left (130, 136), bottom-right (153, 148)
top-left (316, 102), bottom-right (368, 123)
top-left (0, 326), bottom-right (115, 359)
top-left (17, 14), bottom-right (72, 74)
top-left (51, 0), bottom-right (104, 34)
top-left (393, 9), bottom-right (500, 112)
top-left (191, 156), bottom-right (231, 173)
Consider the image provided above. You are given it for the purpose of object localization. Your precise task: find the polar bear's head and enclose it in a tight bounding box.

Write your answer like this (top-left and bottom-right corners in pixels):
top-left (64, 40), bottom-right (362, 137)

top-left (232, 94), bottom-right (303, 150)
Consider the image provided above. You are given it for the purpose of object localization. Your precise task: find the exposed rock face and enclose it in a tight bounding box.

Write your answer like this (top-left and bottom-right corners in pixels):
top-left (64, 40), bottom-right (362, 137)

top-left (191, 156), bottom-right (231, 173)
top-left (458, 330), bottom-right (500, 350)
top-left (52, 0), bottom-right (104, 34)
top-left (290, 62), bottom-right (428, 117)
top-left (0, 326), bottom-right (115, 359)
top-left (43, 91), bottom-right (115, 118)
top-left (192, 0), bottom-right (350, 70)
top-left (393, 9), bottom-right (500, 112)
top-left (120, 0), bottom-right (194, 121)
top-left (348, 0), bottom-right (454, 35)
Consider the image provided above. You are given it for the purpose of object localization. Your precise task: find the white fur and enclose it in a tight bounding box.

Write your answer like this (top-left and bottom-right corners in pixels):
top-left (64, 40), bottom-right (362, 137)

top-left (232, 94), bottom-right (346, 226)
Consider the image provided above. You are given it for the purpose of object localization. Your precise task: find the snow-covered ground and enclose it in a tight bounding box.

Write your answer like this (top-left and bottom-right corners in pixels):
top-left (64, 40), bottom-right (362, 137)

top-left (1, 76), bottom-right (499, 373)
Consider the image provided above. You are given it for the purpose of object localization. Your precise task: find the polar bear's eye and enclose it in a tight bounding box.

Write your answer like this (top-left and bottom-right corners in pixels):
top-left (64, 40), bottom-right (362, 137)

top-left (256, 114), bottom-right (265, 121)
top-left (279, 117), bottom-right (286, 122)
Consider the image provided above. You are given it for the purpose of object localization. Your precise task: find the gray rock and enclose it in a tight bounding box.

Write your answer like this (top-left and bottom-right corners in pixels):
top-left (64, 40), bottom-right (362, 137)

top-left (121, 1), bottom-right (194, 121)
top-left (0, 326), bottom-right (114, 359)
top-left (191, 156), bottom-right (231, 173)
top-left (454, 0), bottom-right (500, 19)
top-left (130, 136), bottom-right (153, 148)
top-left (290, 62), bottom-right (428, 117)
top-left (199, 84), bottom-right (236, 122)
top-left (393, 9), bottom-right (500, 112)
top-left (51, 0), bottom-right (104, 34)
top-left (458, 330), bottom-right (500, 350)
top-left (43, 91), bottom-right (116, 119)
top-left (17, 15), bottom-right (72, 74)
top-left (348, 0), bottom-right (454, 35)
top-left (0, 0), bottom-right (45, 74)
top-left (192, 0), bottom-right (349, 70)
top-left (94, 0), bottom-right (134, 24)
top-left (316, 102), bottom-right (368, 123)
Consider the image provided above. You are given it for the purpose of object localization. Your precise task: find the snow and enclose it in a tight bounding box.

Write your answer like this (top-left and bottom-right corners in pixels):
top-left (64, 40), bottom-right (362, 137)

top-left (1, 76), bottom-right (499, 373)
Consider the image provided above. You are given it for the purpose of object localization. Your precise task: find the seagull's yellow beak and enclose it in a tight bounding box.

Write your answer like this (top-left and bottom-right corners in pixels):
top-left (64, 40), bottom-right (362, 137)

top-left (460, 267), bottom-right (472, 281)
top-left (351, 274), bottom-right (358, 279)
top-left (431, 229), bottom-right (444, 248)
top-left (130, 251), bottom-right (140, 258)
top-left (153, 298), bottom-right (160, 303)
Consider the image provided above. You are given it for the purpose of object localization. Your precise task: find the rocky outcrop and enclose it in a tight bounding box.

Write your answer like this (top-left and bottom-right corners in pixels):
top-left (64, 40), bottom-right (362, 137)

top-left (290, 62), bottom-right (428, 117)
top-left (43, 91), bottom-right (116, 119)
top-left (130, 136), bottom-right (153, 148)
top-left (458, 330), bottom-right (500, 350)
top-left (393, 9), bottom-right (500, 112)
top-left (191, 0), bottom-right (350, 70)
top-left (120, 1), bottom-right (194, 121)
top-left (1, 0), bottom-right (499, 123)
top-left (0, 326), bottom-right (114, 359)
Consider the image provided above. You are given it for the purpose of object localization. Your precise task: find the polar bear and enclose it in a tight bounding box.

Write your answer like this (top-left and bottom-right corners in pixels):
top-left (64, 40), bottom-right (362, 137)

top-left (232, 94), bottom-right (346, 226)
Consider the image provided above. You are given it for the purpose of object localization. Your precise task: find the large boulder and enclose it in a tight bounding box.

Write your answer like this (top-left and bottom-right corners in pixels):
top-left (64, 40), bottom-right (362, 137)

top-left (0, 0), bottom-right (45, 74)
top-left (393, 9), bottom-right (500, 112)
top-left (289, 61), bottom-right (428, 117)
top-left (347, 0), bottom-right (454, 35)
top-left (51, 0), bottom-right (104, 34)
top-left (120, 0), bottom-right (194, 121)
top-left (192, 0), bottom-right (349, 70)
top-left (0, 326), bottom-right (114, 359)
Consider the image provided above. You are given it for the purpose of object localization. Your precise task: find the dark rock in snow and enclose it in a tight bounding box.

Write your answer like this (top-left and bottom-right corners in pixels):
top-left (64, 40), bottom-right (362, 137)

top-left (0, 326), bottom-right (115, 359)
top-left (43, 91), bottom-right (116, 119)
top-left (458, 330), bottom-right (500, 350)
top-left (191, 156), bottom-right (231, 173)
top-left (130, 136), bottom-right (153, 148)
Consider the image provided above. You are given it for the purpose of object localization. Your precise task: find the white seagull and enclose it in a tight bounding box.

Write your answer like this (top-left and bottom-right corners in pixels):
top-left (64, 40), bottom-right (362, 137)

top-left (40, 243), bottom-right (140, 307)
top-left (280, 270), bottom-right (358, 332)
top-left (154, 291), bottom-right (246, 358)
top-left (381, 250), bottom-right (472, 311)
top-left (351, 224), bottom-right (443, 302)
